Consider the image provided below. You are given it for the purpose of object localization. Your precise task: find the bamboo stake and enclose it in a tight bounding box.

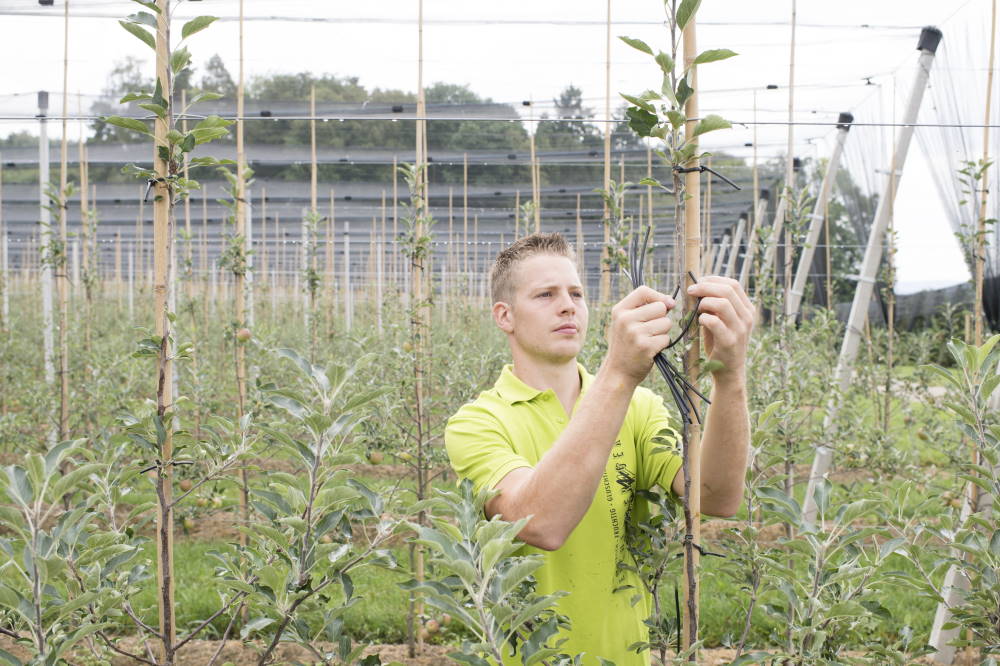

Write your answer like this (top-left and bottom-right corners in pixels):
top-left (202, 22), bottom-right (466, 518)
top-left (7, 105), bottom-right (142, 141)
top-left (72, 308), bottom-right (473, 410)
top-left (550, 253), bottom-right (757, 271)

top-left (975, 0), bottom-right (997, 347)
top-left (56, 0), bottom-right (71, 443)
top-left (182, 89), bottom-right (193, 302)
top-left (330, 189), bottom-right (337, 320)
top-left (600, 0), bottom-right (612, 303)
top-left (514, 189), bottom-right (520, 239)
top-left (234, 0), bottom-right (250, 563)
top-left (0, 155), bottom-right (5, 331)
top-left (410, 1), bottom-right (429, 653)
top-left (151, 0), bottom-right (176, 657)
top-left (681, 12), bottom-right (702, 656)
top-left (576, 193), bottom-right (584, 277)
top-left (463, 153), bottom-right (468, 276)
top-left (740, 93), bottom-right (761, 290)
top-left (79, 139), bottom-right (91, 353)
top-left (38, 92), bottom-right (56, 448)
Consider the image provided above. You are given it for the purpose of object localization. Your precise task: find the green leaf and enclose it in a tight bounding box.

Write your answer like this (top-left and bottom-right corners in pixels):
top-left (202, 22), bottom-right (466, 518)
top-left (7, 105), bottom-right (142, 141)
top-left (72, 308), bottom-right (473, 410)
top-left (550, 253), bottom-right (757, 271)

top-left (126, 11), bottom-right (157, 28)
top-left (654, 51), bottom-right (675, 74)
top-left (138, 103), bottom-right (167, 120)
top-left (693, 48), bottom-right (738, 65)
top-left (119, 20), bottom-right (155, 50)
top-left (620, 93), bottom-right (655, 114)
top-left (676, 0), bottom-right (702, 32)
top-left (240, 617), bottom-right (274, 639)
top-left (171, 46), bottom-right (192, 75)
top-left (181, 15), bottom-right (218, 40)
top-left (666, 109), bottom-right (685, 129)
top-left (691, 114), bottom-right (732, 138)
top-left (625, 107), bottom-right (658, 138)
top-left (105, 116), bottom-right (151, 135)
top-left (130, 0), bottom-right (160, 12)
top-left (676, 77), bottom-right (694, 109)
top-left (119, 91), bottom-right (152, 103)
top-left (619, 35), bottom-right (653, 55)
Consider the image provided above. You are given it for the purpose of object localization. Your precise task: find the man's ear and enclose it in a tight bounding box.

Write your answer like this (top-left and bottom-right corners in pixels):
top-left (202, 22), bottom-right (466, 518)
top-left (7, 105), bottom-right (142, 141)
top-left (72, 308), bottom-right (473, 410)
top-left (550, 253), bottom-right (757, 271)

top-left (493, 300), bottom-right (514, 334)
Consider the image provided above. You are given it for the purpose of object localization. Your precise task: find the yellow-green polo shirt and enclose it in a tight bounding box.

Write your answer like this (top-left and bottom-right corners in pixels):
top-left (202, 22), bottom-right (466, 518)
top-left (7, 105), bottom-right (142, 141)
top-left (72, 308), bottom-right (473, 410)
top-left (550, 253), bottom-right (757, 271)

top-left (444, 363), bottom-right (682, 665)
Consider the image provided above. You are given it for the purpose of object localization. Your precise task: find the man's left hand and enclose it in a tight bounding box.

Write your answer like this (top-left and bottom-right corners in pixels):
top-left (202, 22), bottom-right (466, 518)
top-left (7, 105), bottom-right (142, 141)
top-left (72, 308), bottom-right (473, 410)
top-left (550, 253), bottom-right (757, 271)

top-left (687, 276), bottom-right (754, 385)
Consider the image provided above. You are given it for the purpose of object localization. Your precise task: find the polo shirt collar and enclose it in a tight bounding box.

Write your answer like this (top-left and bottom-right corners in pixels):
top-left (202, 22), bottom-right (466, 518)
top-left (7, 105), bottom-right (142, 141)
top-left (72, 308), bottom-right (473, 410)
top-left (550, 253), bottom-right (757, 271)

top-left (495, 362), bottom-right (594, 405)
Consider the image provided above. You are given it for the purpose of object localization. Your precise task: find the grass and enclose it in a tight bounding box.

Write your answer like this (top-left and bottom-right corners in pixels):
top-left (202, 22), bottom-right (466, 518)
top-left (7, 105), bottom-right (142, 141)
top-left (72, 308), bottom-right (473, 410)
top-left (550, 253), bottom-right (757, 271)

top-left (133, 540), bottom-right (415, 643)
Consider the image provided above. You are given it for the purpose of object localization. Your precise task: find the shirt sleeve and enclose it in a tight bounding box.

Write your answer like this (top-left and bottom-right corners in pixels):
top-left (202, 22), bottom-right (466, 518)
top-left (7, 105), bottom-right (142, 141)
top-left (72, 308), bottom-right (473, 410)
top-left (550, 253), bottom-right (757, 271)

top-left (444, 402), bottom-right (533, 497)
top-left (633, 387), bottom-right (683, 496)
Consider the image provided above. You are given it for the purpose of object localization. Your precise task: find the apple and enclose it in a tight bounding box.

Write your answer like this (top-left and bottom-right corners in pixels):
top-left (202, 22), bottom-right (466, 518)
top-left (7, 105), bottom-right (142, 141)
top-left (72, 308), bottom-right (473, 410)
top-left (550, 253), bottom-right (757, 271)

top-left (235, 328), bottom-right (252, 342)
top-left (178, 479), bottom-right (193, 492)
top-left (425, 619), bottom-right (440, 634)
top-left (440, 614), bottom-right (451, 626)
top-left (367, 451), bottom-right (384, 465)
top-left (182, 517), bottom-right (195, 532)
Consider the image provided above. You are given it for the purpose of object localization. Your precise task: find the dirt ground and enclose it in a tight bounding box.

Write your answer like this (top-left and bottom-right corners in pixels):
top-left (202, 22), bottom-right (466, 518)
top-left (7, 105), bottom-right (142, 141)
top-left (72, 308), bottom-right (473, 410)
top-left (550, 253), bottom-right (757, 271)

top-left (0, 635), bottom-right (983, 665)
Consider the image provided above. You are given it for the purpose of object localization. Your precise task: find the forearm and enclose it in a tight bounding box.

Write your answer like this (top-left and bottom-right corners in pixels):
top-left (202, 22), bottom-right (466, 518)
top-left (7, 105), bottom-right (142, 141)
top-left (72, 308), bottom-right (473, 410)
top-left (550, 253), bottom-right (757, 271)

top-left (513, 366), bottom-right (636, 547)
top-left (698, 376), bottom-right (750, 517)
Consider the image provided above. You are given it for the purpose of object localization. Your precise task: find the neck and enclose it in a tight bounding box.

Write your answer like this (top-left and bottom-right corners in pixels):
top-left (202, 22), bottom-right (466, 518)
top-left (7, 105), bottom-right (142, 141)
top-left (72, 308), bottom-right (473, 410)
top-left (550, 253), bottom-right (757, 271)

top-left (511, 353), bottom-right (581, 412)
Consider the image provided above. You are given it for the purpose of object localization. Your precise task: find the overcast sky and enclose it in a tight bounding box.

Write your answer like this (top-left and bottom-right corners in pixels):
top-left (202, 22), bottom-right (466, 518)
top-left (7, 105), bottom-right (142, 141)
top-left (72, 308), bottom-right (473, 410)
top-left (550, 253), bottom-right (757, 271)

top-left (1, 0), bottom-right (996, 293)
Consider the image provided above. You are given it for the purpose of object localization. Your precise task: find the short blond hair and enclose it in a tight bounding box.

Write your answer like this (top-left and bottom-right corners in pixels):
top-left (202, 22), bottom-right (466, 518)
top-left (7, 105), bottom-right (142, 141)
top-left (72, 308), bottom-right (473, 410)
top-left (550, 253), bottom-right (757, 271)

top-left (490, 232), bottom-right (577, 304)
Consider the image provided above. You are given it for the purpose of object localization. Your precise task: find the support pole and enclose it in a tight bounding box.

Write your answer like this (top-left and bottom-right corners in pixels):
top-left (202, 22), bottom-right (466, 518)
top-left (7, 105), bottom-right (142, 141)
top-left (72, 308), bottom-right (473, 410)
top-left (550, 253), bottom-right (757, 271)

top-left (786, 113), bottom-right (853, 319)
top-left (600, 0), bottom-right (612, 303)
top-left (803, 27), bottom-right (942, 526)
top-left (38, 91), bottom-right (56, 448)
top-left (725, 213), bottom-right (747, 278)
top-left (975, 0), bottom-right (997, 346)
top-left (681, 13), bottom-right (702, 657)
top-left (151, 0), bottom-right (176, 656)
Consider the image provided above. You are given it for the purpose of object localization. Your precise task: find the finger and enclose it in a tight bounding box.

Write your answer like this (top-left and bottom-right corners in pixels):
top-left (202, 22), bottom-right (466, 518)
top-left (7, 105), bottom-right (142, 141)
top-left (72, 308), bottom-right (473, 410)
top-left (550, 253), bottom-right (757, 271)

top-left (638, 315), bottom-right (674, 337)
top-left (697, 296), bottom-right (739, 327)
top-left (700, 275), bottom-right (753, 313)
top-left (617, 285), bottom-right (675, 312)
top-left (698, 312), bottom-right (736, 348)
top-left (629, 300), bottom-right (674, 324)
top-left (690, 278), bottom-right (752, 323)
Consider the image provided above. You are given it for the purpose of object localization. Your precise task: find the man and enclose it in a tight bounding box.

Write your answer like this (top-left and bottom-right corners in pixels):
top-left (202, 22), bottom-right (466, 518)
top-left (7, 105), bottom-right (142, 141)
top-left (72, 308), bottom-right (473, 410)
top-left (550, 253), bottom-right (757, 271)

top-left (444, 232), bottom-right (752, 664)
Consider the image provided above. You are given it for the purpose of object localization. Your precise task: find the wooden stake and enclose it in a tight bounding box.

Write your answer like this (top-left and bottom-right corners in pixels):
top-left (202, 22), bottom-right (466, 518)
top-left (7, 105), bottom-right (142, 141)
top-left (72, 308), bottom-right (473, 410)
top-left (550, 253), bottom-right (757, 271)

top-left (56, 0), bottom-right (71, 443)
top-left (151, 0), bottom-right (176, 656)
top-left (600, 0), bottom-right (612, 303)
top-left (976, 0), bottom-right (997, 347)
top-left (576, 193), bottom-right (584, 278)
top-left (680, 11), bottom-right (703, 657)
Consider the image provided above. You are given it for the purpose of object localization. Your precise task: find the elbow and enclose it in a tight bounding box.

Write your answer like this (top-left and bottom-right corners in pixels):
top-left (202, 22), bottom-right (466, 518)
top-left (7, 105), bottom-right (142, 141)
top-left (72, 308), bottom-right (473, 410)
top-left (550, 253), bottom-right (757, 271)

top-left (702, 496), bottom-right (742, 519)
top-left (518, 519), bottom-right (568, 552)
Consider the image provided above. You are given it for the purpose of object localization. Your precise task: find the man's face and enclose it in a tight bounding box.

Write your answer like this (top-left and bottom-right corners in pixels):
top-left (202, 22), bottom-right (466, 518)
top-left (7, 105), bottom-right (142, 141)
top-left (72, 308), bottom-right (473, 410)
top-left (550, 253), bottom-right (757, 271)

top-left (495, 253), bottom-right (589, 364)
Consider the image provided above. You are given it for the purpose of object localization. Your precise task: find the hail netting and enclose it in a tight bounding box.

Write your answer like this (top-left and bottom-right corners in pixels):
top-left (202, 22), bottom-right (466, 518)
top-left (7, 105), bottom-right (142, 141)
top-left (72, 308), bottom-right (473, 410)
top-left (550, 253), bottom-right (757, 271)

top-left (917, 7), bottom-right (1000, 332)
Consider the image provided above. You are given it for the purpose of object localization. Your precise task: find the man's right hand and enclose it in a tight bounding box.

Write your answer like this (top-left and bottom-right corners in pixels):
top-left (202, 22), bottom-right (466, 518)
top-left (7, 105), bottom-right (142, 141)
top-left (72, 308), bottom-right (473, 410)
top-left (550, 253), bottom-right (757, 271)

top-left (604, 286), bottom-right (676, 386)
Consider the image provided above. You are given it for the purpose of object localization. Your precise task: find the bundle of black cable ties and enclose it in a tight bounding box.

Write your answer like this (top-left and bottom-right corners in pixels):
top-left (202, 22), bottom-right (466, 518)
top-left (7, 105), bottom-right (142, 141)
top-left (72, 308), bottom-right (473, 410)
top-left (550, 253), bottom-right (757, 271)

top-left (622, 225), bottom-right (709, 431)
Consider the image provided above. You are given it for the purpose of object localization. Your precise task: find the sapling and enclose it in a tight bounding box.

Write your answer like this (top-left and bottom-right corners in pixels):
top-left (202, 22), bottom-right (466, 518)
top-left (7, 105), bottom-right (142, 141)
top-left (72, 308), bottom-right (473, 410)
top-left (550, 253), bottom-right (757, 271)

top-left (212, 348), bottom-right (395, 665)
top-left (104, 1), bottom-right (234, 660)
top-left (403, 480), bottom-right (585, 665)
top-left (618, 0), bottom-right (737, 651)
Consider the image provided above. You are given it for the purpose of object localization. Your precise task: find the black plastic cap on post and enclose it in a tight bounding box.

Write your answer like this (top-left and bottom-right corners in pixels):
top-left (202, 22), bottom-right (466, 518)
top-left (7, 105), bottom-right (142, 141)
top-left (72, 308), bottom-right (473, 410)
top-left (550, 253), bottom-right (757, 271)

top-left (793, 157), bottom-right (803, 170)
top-left (760, 188), bottom-right (770, 201)
top-left (38, 0), bottom-right (54, 5)
top-left (917, 26), bottom-right (942, 54)
top-left (836, 112), bottom-right (854, 131)
top-left (37, 91), bottom-right (49, 112)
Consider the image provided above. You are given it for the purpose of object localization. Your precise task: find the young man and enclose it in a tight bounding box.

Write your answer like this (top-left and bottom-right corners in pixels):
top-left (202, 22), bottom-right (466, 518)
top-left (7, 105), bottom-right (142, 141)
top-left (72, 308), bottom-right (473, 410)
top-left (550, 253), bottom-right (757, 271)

top-left (445, 233), bottom-right (753, 665)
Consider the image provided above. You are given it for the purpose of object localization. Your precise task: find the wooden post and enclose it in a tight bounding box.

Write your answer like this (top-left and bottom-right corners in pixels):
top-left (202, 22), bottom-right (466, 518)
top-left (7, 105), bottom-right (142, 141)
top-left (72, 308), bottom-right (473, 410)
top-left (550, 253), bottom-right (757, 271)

top-left (151, 0), bottom-right (176, 657)
top-left (576, 193), bottom-right (584, 278)
top-left (600, 0), bottom-right (612, 303)
top-left (56, 0), bottom-right (71, 443)
top-left (680, 11), bottom-right (703, 656)
top-left (234, 0), bottom-right (250, 562)
top-left (38, 93), bottom-right (56, 446)
top-left (975, 0), bottom-right (997, 347)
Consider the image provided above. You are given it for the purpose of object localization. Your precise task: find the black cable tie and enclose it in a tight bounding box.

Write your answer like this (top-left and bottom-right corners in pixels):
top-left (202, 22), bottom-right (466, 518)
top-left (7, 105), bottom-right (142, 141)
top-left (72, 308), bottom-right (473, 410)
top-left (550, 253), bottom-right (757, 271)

top-left (671, 164), bottom-right (741, 191)
top-left (679, 534), bottom-right (726, 558)
top-left (143, 177), bottom-right (167, 203)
